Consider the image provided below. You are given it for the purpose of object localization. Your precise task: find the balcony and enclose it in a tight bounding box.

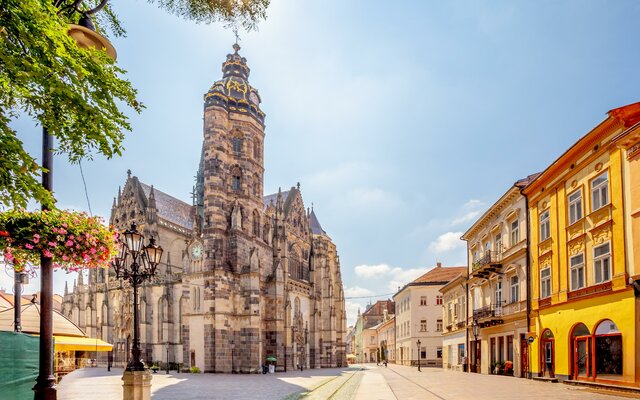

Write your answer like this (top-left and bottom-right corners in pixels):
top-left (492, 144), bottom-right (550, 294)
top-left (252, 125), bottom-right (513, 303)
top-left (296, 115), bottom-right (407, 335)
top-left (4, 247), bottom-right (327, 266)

top-left (471, 250), bottom-right (502, 278)
top-left (472, 304), bottom-right (504, 327)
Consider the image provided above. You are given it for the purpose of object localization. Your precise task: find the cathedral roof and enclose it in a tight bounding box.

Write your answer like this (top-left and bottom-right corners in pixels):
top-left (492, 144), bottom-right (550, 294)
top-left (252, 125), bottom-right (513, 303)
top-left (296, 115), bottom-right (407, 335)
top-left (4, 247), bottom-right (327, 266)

top-left (204, 44), bottom-right (265, 124)
top-left (309, 210), bottom-right (325, 235)
top-left (263, 190), bottom-right (289, 209)
top-left (139, 182), bottom-right (193, 230)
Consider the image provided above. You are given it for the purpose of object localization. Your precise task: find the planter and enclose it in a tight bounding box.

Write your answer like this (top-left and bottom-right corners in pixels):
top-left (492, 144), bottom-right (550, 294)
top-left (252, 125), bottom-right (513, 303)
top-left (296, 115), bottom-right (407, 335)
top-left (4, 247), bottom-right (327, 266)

top-left (0, 209), bottom-right (117, 273)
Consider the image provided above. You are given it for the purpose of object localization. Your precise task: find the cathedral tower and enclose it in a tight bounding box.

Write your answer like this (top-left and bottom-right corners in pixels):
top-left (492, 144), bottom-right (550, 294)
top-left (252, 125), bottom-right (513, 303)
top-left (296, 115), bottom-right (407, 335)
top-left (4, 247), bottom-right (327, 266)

top-left (195, 43), bottom-right (271, 372)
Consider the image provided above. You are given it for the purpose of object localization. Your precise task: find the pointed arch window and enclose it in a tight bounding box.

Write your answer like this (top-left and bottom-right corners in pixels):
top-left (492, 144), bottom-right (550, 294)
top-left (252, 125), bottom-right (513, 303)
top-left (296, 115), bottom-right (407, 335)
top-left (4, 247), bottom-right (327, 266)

top-left (231, 167), bottom-right (242, 191)
top-left (232, 137), bottom-right (242, 155)
top-left (253, 210), bottom-right (260, 237)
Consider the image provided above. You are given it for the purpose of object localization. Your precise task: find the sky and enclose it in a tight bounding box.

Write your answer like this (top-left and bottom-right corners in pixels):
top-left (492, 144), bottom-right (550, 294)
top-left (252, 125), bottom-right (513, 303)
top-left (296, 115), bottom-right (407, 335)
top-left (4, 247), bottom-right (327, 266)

top-left (2, 0), bottom-right (640, 326)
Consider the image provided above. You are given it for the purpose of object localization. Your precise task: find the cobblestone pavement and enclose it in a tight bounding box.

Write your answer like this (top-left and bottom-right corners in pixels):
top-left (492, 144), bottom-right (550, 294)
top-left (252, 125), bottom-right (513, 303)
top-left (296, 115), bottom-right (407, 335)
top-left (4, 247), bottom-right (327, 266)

top-left (58, 364), bottom-right (634, 400)
top-left (57, 366), bottom-right (354, 400)
top-left (347, 363), bottom-right (632, 400)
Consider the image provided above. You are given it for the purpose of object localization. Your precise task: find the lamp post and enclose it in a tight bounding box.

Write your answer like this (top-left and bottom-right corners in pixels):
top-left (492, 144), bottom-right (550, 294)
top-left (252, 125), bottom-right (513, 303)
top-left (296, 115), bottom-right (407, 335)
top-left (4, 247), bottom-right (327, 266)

top-left (472, 320), bottom-right (479, 373)
top-left (112, 223), bottom-right (163, 371)
top-left (165, 342), bottom-right (170, 375)
top-left (33, 3), bottom-right (116, 399)
top-left (416, 339), bottom-right (421, 372)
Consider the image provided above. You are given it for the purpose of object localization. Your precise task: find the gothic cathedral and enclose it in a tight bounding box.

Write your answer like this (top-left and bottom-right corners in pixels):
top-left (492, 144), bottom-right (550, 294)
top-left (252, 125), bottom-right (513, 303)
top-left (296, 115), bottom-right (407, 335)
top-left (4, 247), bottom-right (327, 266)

top-left (62, 44), bottom-right (347, 373)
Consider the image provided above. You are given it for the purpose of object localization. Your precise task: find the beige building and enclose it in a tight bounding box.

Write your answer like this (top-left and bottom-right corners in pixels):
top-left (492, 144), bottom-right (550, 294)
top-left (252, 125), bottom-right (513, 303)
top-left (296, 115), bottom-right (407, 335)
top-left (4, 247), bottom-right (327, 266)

top-left (63, 44), bottom-right (347, 373)
top-left (376, 313), bottom-right (395, 363)
top-left (394, 264), bottom-right (465, 367)
top-left (462, 176), bottom-right (537, 377)
top-left (440, 273), bottom-right (467, 371)
top-left (362, 326), bottom-right (378, 363)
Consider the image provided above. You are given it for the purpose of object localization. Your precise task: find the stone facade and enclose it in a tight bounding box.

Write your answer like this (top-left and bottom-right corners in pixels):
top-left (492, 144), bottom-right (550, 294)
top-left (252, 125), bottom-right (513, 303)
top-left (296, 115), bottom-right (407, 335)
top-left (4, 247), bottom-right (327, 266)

top-left (62, 44), bottom-right (347, 373)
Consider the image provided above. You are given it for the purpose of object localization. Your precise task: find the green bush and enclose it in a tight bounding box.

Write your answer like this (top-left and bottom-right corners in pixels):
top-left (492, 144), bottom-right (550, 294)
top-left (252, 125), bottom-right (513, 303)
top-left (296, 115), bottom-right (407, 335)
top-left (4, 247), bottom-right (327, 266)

top-left (190, 366), bottom-right (201, 374)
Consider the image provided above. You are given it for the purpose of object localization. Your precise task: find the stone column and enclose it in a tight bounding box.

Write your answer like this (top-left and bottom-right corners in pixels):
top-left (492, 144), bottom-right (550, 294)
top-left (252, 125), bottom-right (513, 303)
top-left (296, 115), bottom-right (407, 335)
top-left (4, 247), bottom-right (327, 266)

top-left (122, 370), bottom-right (152, 400)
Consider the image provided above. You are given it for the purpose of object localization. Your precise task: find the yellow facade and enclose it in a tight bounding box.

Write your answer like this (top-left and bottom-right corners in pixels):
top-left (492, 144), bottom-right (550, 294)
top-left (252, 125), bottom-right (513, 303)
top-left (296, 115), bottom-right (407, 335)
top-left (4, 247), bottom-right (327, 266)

top-left (524, 103), bottom-right (640, 387)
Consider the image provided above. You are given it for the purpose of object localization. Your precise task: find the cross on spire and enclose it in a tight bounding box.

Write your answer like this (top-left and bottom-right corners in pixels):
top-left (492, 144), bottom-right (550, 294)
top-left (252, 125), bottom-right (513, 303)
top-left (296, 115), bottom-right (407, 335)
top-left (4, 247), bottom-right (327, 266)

top-left (233, 25), bottom-right (241, 46)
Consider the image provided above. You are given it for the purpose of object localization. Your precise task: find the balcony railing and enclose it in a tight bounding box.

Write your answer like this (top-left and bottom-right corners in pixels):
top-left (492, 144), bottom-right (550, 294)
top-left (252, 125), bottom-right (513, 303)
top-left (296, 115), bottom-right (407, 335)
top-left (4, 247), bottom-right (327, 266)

top-left (472, 304), bottom-right (502, 320)
top-left (471, 250), bottom-right (502, 277)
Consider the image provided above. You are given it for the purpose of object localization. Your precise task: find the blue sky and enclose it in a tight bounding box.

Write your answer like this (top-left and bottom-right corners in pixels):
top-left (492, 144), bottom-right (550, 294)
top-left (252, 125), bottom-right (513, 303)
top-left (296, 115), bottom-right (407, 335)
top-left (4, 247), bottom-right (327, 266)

top-left (2, 0), bottom-right (639, 325)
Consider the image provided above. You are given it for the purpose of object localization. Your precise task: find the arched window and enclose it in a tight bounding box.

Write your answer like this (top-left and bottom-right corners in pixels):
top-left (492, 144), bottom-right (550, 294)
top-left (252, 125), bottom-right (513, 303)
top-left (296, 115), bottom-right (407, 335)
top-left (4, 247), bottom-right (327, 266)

top-left (232, 137), bottom-right (242, 155)
top-left (253, 174), bottom-right (260, 197)
top-left (253, 210), bottom-right (260, 237)
top-left (158, 297), bottom-right (165, 341)
top-left (231, 167), bottom-right (242, 191)
top-left (594, 319), bottom-right (622, 376)
top-left (289, 248), bottom-right (307, 281)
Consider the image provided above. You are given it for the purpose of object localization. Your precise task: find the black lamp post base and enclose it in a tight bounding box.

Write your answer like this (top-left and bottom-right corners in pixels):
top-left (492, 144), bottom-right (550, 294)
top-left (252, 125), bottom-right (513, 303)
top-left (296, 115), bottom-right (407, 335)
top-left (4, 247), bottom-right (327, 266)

top-left (33, 377), bottom-right (57, 400)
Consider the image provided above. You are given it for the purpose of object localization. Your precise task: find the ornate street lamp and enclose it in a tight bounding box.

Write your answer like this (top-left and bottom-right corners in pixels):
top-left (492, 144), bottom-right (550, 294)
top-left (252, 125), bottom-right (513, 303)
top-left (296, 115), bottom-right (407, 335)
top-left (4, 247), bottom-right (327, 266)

top-left (416, 339), bottom-right (421, 372)
top-left (112, 223), bottom-right (163, 371)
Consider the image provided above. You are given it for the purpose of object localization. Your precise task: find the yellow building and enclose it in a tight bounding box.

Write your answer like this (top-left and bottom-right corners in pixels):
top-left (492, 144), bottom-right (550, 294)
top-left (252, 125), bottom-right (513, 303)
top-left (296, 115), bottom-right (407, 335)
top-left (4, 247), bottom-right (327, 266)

top-left (523, 102), bottom-right (640, 387)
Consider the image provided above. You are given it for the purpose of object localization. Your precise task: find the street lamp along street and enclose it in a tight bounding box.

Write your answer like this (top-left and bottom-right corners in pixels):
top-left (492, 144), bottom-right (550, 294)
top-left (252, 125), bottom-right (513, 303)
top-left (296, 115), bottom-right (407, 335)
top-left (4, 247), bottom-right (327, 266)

top-left (416, 339), bottom-right (421, 372)
top-left (33, 3), bottom-right (117, 400)
top-left (112, 223), bottom-right (163, 372)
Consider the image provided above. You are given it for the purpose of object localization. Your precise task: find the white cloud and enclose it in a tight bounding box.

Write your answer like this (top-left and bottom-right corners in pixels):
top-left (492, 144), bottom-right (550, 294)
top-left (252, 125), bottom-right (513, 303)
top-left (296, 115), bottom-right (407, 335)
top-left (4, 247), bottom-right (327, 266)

top-left (389, 267), bottom-right (428, 283)
top-left (354, 264), bottom-right (391, 279)
top-left (344, 286), bottom-right (374, 297)
top-left (428, 231), bottom-right (465, 253)
top-left (450, 199), bottom-right (485, 226)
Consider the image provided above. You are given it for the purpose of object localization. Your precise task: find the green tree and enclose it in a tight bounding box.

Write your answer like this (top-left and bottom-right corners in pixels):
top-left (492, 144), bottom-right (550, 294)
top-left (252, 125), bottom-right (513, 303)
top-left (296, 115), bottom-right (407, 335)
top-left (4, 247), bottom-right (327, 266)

top-left (0, 0), bottom-right (268, 209)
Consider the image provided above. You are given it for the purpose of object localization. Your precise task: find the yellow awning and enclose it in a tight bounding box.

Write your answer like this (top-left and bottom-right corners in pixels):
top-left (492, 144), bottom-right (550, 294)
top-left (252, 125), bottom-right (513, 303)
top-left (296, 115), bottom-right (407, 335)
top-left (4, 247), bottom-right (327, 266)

top-left (53, 335), bottom-right (113, 352)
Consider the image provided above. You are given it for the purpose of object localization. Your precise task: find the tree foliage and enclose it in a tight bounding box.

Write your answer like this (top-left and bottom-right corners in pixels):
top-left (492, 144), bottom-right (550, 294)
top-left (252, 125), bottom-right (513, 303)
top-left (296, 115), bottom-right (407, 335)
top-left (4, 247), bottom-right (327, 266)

top-left (0, 0), bottom-right (269, 210)
top-left (0, 0), bottom-right (141, 209)
top-left (148, 0), bottom-right (270, 31)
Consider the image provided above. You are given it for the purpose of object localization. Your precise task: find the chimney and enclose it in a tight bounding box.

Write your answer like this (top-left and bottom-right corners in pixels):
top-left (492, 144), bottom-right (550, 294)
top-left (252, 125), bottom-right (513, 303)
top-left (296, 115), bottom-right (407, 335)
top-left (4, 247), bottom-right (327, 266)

top-left (437, 262), bottom-right (442, 268)
top-left (383, 309), bottom-right (388, 321)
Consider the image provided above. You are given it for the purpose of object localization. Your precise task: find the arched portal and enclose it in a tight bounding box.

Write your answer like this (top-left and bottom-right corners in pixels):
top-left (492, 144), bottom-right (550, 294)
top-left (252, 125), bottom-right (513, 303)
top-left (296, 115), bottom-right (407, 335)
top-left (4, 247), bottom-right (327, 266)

top-left (570, 323), bottom-right (591, 379)
top-left (540, 328), bottom-right (555, 378)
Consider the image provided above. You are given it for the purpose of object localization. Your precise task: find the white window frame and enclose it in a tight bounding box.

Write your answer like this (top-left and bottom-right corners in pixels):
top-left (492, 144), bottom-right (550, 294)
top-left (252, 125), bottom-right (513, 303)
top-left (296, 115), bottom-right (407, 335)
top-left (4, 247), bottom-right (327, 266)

top-left (420, 319), bottom-right (427, 332)
top-left (510, 276), bottom-right (519, 303)
top-left (539, 210), bottom-right (550, 242)
top-left (495, 281), bottom-right (502, 308)
top-left (593, 242), bottom-right (611, 284)
top-left (568, 189), bottom-right (583, 225)
top-left (570, 253), bottom-right (585, 290)
top-left (540, 267), bottom-right (551, 299)
top-left (591, 172), bottom-right (609, 211)
top-left (511, 220), bottom-right (519, 246)
top-left (495, 233), bottom-right (502, 254)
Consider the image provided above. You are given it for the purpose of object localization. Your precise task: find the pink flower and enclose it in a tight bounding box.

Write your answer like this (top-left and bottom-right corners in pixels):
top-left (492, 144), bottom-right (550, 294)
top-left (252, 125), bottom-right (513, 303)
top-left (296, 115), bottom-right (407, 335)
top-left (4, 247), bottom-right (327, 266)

top-left (59, 228), bottom-right (67, 235)
top-left (43, 249), bottom-right (53, 258)
top-left (62, 255), bottom-right (69, 261)
top-left (89, 247), bottom-right (97, 254)
top-left (52, 227), bottom-right (59, 233)
top-left (25, 243), bottom-right (34, 249)
top-left (65, 240), bottom-right (74, 247)
top-left (33, 234), bottom-right (40, 243)
top-left (48, 242), bottom-right (57, 247)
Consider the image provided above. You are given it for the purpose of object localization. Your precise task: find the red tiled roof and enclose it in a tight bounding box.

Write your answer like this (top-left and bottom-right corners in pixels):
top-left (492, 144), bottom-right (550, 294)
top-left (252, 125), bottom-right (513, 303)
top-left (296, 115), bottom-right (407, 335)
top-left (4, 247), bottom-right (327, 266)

top-left (412, 266), bottom-right (466, 284)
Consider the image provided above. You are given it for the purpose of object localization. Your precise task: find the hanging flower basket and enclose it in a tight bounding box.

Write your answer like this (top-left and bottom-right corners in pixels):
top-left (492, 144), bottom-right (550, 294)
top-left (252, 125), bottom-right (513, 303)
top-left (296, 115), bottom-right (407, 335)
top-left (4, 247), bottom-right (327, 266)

top-left (0, 209), bottom-right (118, 273)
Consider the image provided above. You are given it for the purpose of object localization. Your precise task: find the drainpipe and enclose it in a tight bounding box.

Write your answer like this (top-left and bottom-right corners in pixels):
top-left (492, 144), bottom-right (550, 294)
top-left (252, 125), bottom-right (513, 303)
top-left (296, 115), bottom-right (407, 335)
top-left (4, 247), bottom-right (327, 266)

top-left (520, 186), bottom-right (532, 379)
top-left (463, 238), bottom-right (470, 373)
